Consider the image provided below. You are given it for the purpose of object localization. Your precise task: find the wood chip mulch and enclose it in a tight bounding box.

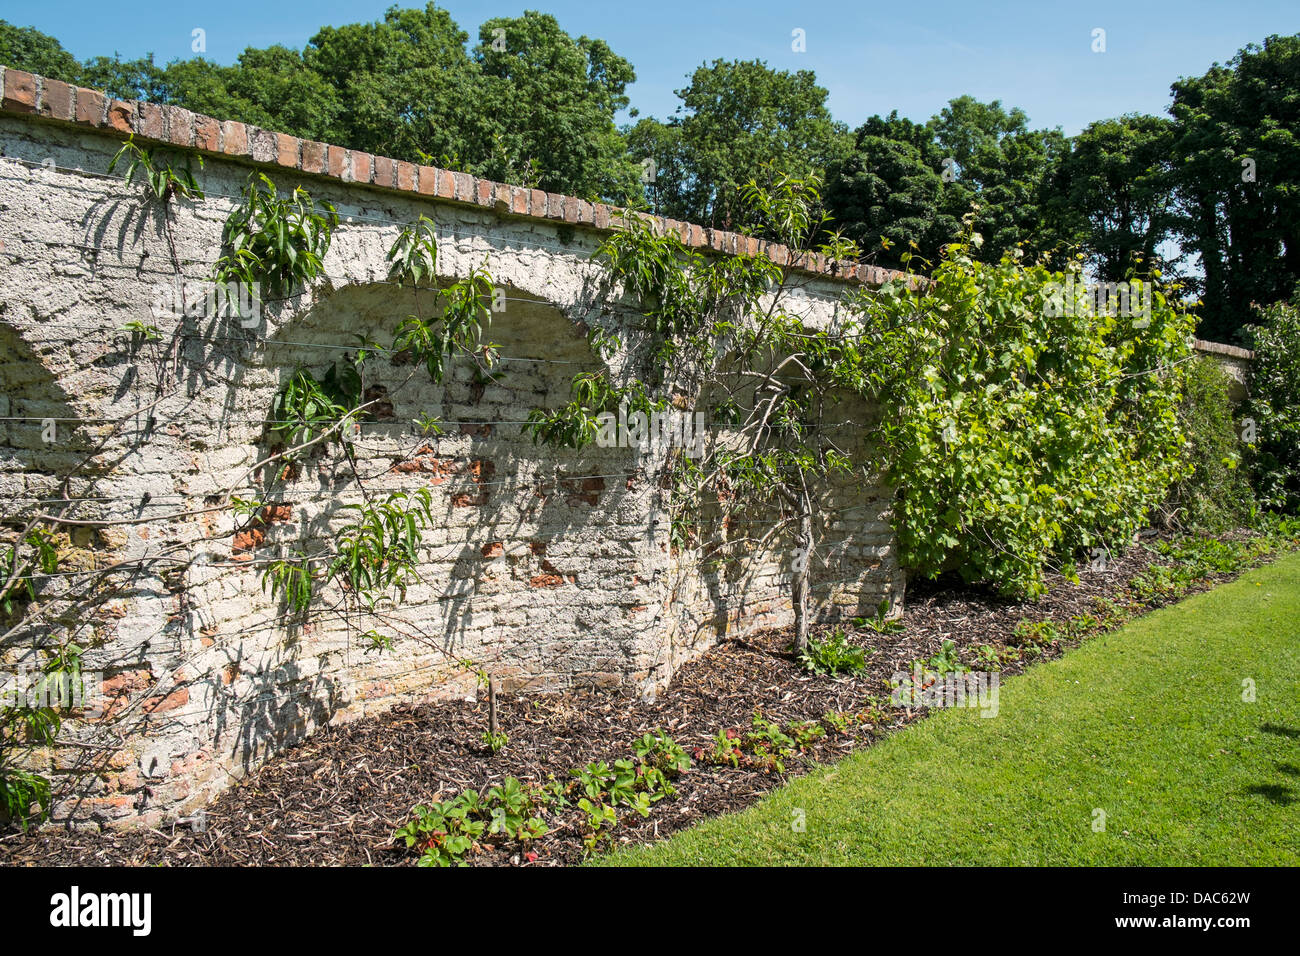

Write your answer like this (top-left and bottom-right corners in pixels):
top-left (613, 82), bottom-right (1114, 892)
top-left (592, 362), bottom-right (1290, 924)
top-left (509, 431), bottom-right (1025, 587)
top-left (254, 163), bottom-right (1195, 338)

top-left (0, 531), bottom-right (1287, 867)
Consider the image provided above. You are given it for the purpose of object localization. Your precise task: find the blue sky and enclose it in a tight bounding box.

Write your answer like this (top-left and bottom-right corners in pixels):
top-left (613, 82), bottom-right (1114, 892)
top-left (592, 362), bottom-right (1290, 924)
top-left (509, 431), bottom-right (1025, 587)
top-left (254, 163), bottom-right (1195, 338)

top-left (6, 0), bottom-right (1296, 134)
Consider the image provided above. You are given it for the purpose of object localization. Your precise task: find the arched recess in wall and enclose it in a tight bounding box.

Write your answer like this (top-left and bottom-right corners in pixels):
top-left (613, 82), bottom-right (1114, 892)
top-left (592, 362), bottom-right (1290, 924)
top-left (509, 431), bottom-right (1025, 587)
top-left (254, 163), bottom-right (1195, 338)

top-left (663, 334), bottom-right (900, 669)
top-left (0, 319), bottom-right (105, 618)
top-left (0, 319), bottom-right (127, 799)
top-left (199, 277), bottom-right (645, 767)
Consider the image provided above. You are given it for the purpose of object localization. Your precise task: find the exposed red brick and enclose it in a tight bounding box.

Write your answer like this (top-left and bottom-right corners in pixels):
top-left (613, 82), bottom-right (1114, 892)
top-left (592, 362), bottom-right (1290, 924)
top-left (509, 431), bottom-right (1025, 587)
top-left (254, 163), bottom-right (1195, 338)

top-left (396, 161), bottom-right (417, 191)
top-left (107, 99), bottom-right (133, 133)
top-left (392, 445), bottom-right (461, 480)
top-left (417, 165), bottom-right (437, 195)
top-left (194, 115), bottom-right (220, 151)
top-left (275, 133), bottom-right (299, 168)
top-left (142, 685), bottom-right (189, 715)
top-left (545, 192), bottom-right (566, 220)
top-left (475, 178), bottom-right (493, 206)
top-left (481, 542), bottom-right (504, 558)
top-left (101, 669), bottom-right (151, 697)
top-left (327, 144), bottom-right (347, 179)
top-left (138, 101), bottom-right (165, 140)
top-left (39, 78), bottom-right (73, 120)
top-left (529, 573), bottom-right (566, 589)
top-left (435, 167), bottom-right (455, 199)
top-left (260, 504), bottom-right (293, 523)
top-left (560, 474), bottom-right (605, 506)
top-left (687, 224), bottom-right (705, 247)
top-left (493, 181), bottom-right (511, 211)
top-left (350, 150), bottom-right (372, 183)
top-left (593, 203), bottom-right (611, 229)
top-left (563, 196), bottom-right (580, 223)
top-left (459, 422), bottom-right (493, 438)
top-left (231, 527), bottom-right (265, 553)
top-left (529, 188), bottom-right (547, 217)
top-left (221, 121), bottom-right (248, 156)
top-left (451, 492), bottom-right (489, 507)
top-left (453, 171), bottom-right (474, 201)
top-left (94, 668), bottom-right (153, 720)
top-left (2, 69), bottom-right (37, 112)
top-left (300, 139), bottom-right (326, 174)
top-left (536, 560), bottom-right (577, 586)
top-left (510, 185), bottom-right (528, 214)
top-left (373, 154), bottom-right (394, 188)
top-left (75, 88), bottom-right (105, 126)
top-left (221, 664), bottom-right (239, 685)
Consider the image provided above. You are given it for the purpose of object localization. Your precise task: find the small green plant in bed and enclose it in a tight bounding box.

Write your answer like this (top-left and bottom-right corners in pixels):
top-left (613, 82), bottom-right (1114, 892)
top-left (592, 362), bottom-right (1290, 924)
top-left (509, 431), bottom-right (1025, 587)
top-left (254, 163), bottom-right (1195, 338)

top-left (1013, 620), bottom-right (1061, 647)
top-left (703, 711), bottom-right (824, 774)
top-left (853, 599), bottom-right (904, 634)
top-left (798, 628), bottom-right (869, 676)
top-left (394, 777), bottom-right (549, 867)
top-left (569, 730), bottom-right (690, 856)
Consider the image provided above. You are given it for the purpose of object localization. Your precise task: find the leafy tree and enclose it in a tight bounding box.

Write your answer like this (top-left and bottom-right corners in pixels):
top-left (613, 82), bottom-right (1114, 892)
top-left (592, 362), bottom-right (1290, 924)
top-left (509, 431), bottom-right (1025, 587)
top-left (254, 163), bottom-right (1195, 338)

top-left (640, 60), bottom-right (850, 228)
top-left (1158, 356), bottom-right (1255, 531)
top-left (1246, 299), bottom-right (1300, 513)
top-left (304, 3), bottom-right (485, 167)
top-left (471, 11), bottom-right (640, 198)
top-left (0, 19), bottom-right (80, 82)
top-left (623, 116), bottom-right (687, 214)
top-left (823, 124), bottom-right (956, 268)
top-left (825, 100), bottom-right (1070, 272)
top-left (929, 96), bottom-right (1071, 264)
top-left (1169, 33), bottom-right (1300, 343)
top-left (163, 47), bottom-right (341, 143)
top-left (78, 53), bottom-right (167, 102)
top-left (1045, 115), bottom-right (1177, 282)
top-left (531, 172), bottom-right (867, 648)
top-left (852, 224), bottom-right (1194, 596)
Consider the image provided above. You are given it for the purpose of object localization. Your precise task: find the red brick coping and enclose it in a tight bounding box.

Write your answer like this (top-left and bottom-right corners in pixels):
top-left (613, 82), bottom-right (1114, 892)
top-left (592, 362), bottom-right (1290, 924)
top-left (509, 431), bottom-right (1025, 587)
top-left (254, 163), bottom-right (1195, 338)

top-left (1, 65), bottom-right (914, 288)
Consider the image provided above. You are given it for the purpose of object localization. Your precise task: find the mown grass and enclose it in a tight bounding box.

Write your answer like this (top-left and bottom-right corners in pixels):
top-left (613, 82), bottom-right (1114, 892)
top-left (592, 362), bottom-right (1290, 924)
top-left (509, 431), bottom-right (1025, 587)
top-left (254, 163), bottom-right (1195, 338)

top-left (600, 551), bottom-right (1300, 866)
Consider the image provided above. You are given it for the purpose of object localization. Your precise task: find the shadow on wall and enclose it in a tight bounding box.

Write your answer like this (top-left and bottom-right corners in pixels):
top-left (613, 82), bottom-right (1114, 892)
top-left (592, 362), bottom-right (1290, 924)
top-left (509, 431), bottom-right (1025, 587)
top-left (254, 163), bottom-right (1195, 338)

top-left (663, 375), bottom-right (898, 667)
top-left (191, 278), bottom-right (656, 772)
top-left (0, 319), bottom-right (145, 816)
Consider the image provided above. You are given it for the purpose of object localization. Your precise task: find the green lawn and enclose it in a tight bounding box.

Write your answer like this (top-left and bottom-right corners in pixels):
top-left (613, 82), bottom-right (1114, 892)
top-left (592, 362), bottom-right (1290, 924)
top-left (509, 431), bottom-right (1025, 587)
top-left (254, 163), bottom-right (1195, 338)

top-left (601, 552), bottom-right (1300, 866)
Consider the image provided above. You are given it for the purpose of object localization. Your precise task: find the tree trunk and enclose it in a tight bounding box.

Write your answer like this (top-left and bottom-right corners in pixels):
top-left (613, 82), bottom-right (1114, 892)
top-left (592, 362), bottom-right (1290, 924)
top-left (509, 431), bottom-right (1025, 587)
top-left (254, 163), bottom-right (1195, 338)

top-left (792, 508), bottom-right (813, 652)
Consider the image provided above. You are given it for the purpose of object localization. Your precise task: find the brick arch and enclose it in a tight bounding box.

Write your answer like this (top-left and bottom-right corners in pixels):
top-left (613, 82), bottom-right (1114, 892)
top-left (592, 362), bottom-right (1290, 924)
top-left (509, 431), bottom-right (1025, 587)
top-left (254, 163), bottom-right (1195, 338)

top-left (172, 277), bottom-right (661, 780)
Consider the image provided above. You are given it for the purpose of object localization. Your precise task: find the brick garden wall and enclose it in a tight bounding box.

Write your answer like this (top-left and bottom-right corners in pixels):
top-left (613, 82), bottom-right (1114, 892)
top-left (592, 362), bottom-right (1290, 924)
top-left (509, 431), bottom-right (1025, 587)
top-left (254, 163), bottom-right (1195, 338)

top-left (0, 67), bottom-right (905, 827)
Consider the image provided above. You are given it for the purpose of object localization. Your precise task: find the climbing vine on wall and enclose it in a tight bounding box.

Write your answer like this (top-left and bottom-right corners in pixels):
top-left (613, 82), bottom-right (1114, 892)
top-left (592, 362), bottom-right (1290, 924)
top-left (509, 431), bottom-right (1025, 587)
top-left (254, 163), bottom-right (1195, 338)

top-left (528, 171), bottom-right (877, 651)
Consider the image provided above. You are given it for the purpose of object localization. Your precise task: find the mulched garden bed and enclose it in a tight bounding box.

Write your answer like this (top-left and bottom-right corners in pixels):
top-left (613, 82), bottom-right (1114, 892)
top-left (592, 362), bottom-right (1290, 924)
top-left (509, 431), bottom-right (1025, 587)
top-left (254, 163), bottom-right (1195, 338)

top-left (1, 529), bottom-right (1290, 867)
